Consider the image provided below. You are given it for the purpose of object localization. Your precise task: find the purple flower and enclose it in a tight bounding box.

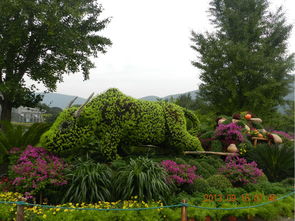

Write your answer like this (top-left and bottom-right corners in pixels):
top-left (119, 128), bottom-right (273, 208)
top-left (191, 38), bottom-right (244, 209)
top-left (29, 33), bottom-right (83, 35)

top-left (215, 123), bottom-right (244, 145)
top-left (271, 130), bottom-right (294, 140)
top-left (11, 145), bottom-right (68, 196)
top-left (218, 156), bottom-right (263, 186)
top-left (161, 160), bottom-right (198, 186)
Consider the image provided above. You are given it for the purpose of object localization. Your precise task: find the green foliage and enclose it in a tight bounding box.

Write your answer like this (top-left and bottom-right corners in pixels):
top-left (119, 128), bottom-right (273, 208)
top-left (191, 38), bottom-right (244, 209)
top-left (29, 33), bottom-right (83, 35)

top-left (191, 178), bottom-right (210, 193)
top-left (191, 0), bottom-right (294, 116)
top-left (281, 178), bottom-right (295, 187)
top-left (223, 187), bottom-right (247, 196)
top-left (114, 157), bottom-right (172, 201)
top-left (202, 156), bottom-right (225, 169)
top-left (243, 182), bottom-right (288, 195)
top-left (0, 0), bottom-right (111, 121)
top-left (199, 161), bottom-right (216, 175)
top-left (188, 161), bottom-right (211, 179)
top-left (246, 143), bottom-right (294, 182)
top-left (173, 93), bottom-right (198, 110)
top-left (206, 175), bottom-right (233, 190)
top-left (188, 194), bottom-right (294, 221)
top-left (41, 89), bottom-right (203, 160)
top-left (38, 103), bottom-right (63, 123)
top-left (0, 121), bottom-right (50, 165)
top-left (199, 131), bottom-right (215, 139)
top-left (63, 159), bottom-right (113, 203)
top-left (211, 139), bottom-right (223, 152)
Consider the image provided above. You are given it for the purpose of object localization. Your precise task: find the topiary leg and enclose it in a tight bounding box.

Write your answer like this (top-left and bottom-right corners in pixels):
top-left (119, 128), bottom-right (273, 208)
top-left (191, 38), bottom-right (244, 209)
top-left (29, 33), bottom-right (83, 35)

top-left (99, 131), bottom-right (121, 161)
top-left (168, 130), bottom-right (203, 152)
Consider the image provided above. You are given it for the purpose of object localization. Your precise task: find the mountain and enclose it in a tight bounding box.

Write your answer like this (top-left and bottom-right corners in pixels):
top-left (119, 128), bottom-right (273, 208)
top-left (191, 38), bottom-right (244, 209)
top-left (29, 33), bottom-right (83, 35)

top-left (140, 90), bottom-right (198, 101)
top-left (162, 90), bottom-right (198, 101)
top-left (40, 86), bottom-right (293, 110)
top-left (40, 93), bottom-right (86, 109)
top-left (139, 96), bottom-right (160, 101)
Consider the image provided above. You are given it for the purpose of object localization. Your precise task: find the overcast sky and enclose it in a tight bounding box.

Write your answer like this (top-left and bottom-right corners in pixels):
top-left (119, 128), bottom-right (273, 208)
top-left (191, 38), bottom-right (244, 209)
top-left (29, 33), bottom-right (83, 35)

top-left (31, 0), bottom-right (295, 99)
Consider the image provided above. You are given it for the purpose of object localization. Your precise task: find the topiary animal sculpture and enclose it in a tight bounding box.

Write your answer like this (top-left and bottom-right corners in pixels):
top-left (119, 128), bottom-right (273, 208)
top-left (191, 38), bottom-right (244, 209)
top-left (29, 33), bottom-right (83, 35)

top-left (40, 88), bottom-right (203, 160)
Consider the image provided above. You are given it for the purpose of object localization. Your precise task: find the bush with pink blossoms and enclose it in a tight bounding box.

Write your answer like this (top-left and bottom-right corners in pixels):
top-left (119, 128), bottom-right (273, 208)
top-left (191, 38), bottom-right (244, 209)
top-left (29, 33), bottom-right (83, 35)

top-left (160, 160), bottom-right (198, 186)
top-left (215, 122), bottom-right (244, 146)
top-left (270, 130), bottom-right (294, 140)
top-left (219, 156), bottom-right (263, 186)
top-left (10, 145), bottom-right (67, 196)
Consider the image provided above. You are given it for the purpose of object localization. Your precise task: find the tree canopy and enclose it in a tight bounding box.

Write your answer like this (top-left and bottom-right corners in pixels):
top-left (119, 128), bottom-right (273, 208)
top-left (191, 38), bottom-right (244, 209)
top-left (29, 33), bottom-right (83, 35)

top-left (0, 0), bottom-right (111, 121)
top-left (191, 0), bottom-right (294, 116)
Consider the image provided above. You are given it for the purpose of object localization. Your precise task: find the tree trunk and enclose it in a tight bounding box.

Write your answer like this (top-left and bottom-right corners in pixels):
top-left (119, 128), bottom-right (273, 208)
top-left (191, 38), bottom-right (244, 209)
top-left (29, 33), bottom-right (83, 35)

top-left (0, 101), bottom-right (12, 122)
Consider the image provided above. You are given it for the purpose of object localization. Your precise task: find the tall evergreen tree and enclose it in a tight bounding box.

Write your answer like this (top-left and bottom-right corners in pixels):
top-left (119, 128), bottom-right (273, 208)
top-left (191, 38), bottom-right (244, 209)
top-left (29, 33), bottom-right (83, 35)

top-left (191, 0), bottom-right (294, 116)
top-left (0, 0), bottom-right (111, 121)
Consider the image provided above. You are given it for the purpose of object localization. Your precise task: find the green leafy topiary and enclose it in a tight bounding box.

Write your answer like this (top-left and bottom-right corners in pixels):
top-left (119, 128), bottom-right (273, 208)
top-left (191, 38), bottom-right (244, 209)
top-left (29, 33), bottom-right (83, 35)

top-left (40, 89), bottom-right (203, 160)
top-left (206, 175), bottom-right (233, 190)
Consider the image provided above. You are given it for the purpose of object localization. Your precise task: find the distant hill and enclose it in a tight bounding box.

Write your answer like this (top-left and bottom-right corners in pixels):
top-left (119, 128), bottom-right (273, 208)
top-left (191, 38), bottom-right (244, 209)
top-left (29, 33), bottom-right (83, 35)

top-left (162, 90), bottom-right (198, 101)
top-left (140, 90), bottom-right (198, 101)
top-left (40, 85), bottom-right (293, 110)
top-left (139, 96), bottom-right (160, 101)
top-left (40, 93), bottom-right (86, 109)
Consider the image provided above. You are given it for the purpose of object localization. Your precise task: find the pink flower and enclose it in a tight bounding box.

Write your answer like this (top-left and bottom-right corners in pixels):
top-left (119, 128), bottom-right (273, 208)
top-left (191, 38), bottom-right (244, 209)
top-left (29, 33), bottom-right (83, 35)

top-left (11, 145), bottom-right (68, 195)
top-left (161, 160), bottom-right (198, 186)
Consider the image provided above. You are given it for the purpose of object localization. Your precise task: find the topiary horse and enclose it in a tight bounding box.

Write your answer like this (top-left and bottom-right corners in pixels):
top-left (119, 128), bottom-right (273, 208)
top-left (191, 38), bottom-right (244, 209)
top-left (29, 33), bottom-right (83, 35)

top-left (40, 88), bottom-right (203, 160)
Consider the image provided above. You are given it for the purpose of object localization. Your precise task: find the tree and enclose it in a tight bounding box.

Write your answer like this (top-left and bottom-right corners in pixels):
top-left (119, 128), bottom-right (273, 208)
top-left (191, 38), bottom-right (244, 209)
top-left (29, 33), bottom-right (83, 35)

top-left (174, 93), bottom-right (197, 110)
top-left (191, 0), bottom-right (294, 116)
top-left (37, 103), bottom-right (62, 123)
top-left (0, 0), bottom-right (111, 121)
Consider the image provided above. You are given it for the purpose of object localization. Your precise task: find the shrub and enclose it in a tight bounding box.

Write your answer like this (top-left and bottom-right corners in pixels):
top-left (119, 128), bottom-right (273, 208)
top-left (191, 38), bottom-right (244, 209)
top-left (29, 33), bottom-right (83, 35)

top-left (270, 130), bottom-right (294, 140)
top-left (215, 123), bottom-right (244, 145)
top-left (246, 144), bottom-right (294, 182)
top-left (160, 160), bottom-right (198, 186)
top-left (206, 187), bottom-right (223, 195)
top-left (223, 187), bottom-right (247, 196)
top-left (115, 157), bottom-right (171, 201)
top-left (191, 178), bottom-right (210, 193)
top-left (243, 182), bottom-right (288, 195)
top-left (188, 161), bottom-right (211, 179)
top-left (281, 178), bottom-right (295, 187)
top-left (219, 156), bottom-right (263, 186)
top-left (63, 159), bottom-right (112, 203)
top-left (206, 175), bottom-right (232, 190)
top-left (211, 140), bottom-right (223, 152)
top-left (0, 122), bottom-right (51, 165)
top-left (174, 157), bottom-right (187, 165)
top-left (199, 161), bottom-right (216, 175)
top-left (10, 146), bottom-right (67, 198)
top-left (200, 156), bottom-right (225, 169)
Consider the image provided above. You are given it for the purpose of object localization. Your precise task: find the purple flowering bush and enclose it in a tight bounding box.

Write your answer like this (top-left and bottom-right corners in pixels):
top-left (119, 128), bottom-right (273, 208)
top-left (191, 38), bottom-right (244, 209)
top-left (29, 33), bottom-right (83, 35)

top-left (219, 156), bottom-right (263, 186)
top-left (215, 123), bottom-right (244, 146)
top-left (160, 160), bottom-right (198, 186)
top-left (271, 130), bottom-right (294, 140)
top-left (10, 145), bottom-right (67, 197)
